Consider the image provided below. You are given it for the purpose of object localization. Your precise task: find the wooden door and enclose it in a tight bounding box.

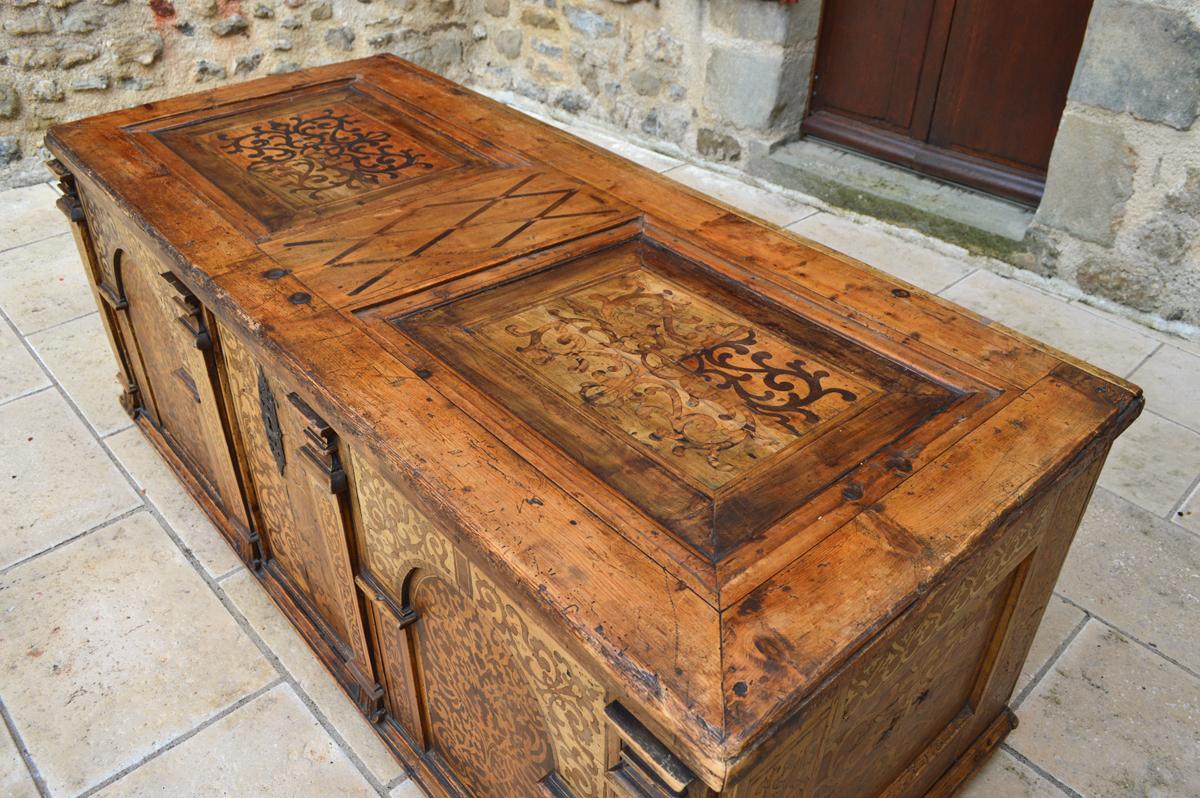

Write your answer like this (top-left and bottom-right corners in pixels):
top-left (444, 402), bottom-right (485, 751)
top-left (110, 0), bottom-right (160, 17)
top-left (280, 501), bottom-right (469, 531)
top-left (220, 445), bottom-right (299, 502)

top-left (803, 0), bottom-right (1094, 204)
top-left (219, 326), bottom-right (379, 713)
top-left (118, 254), bottom-right (250, 537)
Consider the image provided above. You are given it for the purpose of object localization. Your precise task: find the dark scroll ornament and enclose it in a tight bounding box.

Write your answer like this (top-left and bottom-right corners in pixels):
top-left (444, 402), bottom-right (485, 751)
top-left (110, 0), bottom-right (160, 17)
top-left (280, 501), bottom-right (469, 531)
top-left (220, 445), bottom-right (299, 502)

top-left (217, 108), bottom-right (435, 201)
top-left (682, 330), bottom-right (859, 436)
top-left (257, 366), bottom-right (286, 474)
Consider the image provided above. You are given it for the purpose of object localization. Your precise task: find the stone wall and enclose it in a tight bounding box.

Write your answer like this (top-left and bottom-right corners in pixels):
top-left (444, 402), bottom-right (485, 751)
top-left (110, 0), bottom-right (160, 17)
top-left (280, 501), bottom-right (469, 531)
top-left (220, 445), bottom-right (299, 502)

top-left (1027, 0), bottom-right (1200, 326)
top-left (0, 0), bottom-right (481, 185)
top-left (1, 0), bottom-right (1196, 327)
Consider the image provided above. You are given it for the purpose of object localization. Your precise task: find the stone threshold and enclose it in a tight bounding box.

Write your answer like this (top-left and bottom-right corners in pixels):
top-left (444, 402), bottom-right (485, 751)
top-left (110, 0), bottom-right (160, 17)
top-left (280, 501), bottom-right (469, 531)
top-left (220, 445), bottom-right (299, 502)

top-left (747, 136), bottom-right (1036, 263)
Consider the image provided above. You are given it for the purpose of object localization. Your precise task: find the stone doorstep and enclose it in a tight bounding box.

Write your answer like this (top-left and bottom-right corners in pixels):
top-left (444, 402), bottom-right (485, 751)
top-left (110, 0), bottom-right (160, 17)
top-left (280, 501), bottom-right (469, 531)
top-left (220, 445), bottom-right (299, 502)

top-left (748, 136), bottom-right (1036, 261)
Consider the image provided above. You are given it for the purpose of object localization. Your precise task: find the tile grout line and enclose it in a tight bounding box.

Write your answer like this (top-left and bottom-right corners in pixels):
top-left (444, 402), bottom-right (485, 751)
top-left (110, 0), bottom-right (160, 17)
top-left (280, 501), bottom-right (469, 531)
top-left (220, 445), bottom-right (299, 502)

top-left (0, 382), bottom-right (54, 410)
top-left (934, 267), bottom-right (978, 296)
top-left (999, 743), bottom-right (1085, 798)
top-left (92, 435), bottom-right (397, 798)
top-left (1166, 470), bottom-right (1200, 532)
top-left (1122, 341), bottom-right (1162, 380)
top-left (1009, 606), bottom-right (1091, 712)
top-left (73, 678), bottom-right (286, 798)
top-left (0, 505), bottom-right (149, 578)
top-left (1052, 593), bottom-right (1200, 682)
top-left (0, 230), bottom-right (71, 257)
top-left (4, 268), bottom-right (397, 795)
top-left (0, 696), bottom-right (51, 798)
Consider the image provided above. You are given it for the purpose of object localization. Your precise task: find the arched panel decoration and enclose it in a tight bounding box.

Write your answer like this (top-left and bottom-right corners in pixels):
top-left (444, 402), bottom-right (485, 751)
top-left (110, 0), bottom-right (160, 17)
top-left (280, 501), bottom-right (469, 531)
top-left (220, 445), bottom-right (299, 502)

top-left (350, 451), bottom-right (609, 798)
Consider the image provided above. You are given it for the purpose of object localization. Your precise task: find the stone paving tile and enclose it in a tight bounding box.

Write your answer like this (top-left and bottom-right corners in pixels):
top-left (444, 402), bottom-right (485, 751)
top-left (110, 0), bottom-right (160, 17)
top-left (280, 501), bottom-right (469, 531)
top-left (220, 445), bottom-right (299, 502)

top-left (0, 723), bottom-right (39, 798)
top-left (0, 320), bottom-right (48, 405)
top-left (223, 569), bottom-right (406, 785)
top-left (1073, 300), bottom-right (1200, 358)
top-left (0, 183), bottom-right (61, 252)
top-left (0, 513), bottom-right (276, 797)
top-left (1128, 344), bottom-right (1200, 432)
top-left (786, 211), bottom-right (974, 293)
top-left (1098, 411), bottom-right (1200, 518)
top-left (1015, 595), bottom-right (1086, 697)
top-left (105, 426), bottom-right (243, 579)
top-left (392, 778), bottom-right (428, 797)
top-left (1175, 482), bottom-right (1199, 535)
top-left (0, 233), bottom-right (94, 335)
top-left (1056, 488), bottom-right (1200, 674)
top-left (1009, 620), bottom-right (1200, 798)
top-left (958, 749), bottom-right (1066, 797)
top-left (665, 164), bottom-right (819, 227)
top-left (0, 389), bottom-right (140, 570)
top-left (91, 684), bottom-right (378, 798)
top-left (27, 311), bottom-right (130, 437)
top-left (940, 269), bottom-right (1160, 378)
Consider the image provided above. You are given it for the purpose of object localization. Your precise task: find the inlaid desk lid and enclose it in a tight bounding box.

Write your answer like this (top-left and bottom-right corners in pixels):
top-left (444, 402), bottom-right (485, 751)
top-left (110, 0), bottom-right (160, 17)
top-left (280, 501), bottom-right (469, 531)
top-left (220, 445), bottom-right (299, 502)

top-left (47, 56), bottom-right (1141, 783)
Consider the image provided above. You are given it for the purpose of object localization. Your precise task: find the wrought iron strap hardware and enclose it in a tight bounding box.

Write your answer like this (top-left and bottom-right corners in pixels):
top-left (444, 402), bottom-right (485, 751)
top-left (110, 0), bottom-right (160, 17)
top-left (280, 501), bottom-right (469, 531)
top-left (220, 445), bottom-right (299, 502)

top-left (287, 392), bottom-right (348, 494)
top-left (158, 271), bottom-right (213, 350)
top-left (257, 366), bottom-right (286, 475)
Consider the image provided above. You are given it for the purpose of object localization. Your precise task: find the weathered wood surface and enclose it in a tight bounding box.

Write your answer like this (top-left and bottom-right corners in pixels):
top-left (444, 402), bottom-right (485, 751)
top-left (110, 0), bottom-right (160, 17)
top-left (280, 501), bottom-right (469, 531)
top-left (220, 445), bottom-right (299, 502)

top-left (46, 56), bottom-right (1141, 797)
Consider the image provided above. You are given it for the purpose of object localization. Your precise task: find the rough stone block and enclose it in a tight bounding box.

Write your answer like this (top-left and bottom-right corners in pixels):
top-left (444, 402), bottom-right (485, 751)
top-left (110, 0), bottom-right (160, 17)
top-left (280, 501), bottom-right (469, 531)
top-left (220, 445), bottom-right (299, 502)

top-left (484, 0), bottom-right (509, 18)
top-left (697, 128), bottom-right (742, 162)
top-left (1072, 0), bottom-right (1200, 130)
top-left (708, 0), bottom-right (820, 46)
top-left (212, 14), bottom-right (250, 36)
top-left (0, 86), bottom-right (20, 120)
top-left (3, 8), bottom-right (53, 36)
top-left (564, 5), bottom-right (615, 39)
top-left (520, 7), bottom-right (558, 30)
top-left (1035, 113), bottom-right (1135, 246)
top-left (704, 45), bottom-right (810, 130)
top-left (115, 32), bottom-right (164, 66)
top-left (644, 27), bottom-right (682, 67)
top-left (495, 29), bottom-right (522, 59)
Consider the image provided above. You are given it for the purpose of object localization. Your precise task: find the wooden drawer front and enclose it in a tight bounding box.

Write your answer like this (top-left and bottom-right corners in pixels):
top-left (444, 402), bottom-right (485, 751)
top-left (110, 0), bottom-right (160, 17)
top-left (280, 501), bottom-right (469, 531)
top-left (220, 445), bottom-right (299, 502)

top-left (103, 243), bottom-right (247, 536)
top-left (220, 326), bottom-right (375, 702)
top-left (349, 451), bottom-right (610, 798)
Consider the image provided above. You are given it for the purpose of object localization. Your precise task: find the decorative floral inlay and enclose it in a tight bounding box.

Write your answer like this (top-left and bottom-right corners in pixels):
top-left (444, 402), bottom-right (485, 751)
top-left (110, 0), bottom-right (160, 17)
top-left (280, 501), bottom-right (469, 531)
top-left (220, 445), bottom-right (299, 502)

top-left (217, 107), bottom-right (436, 201)
top-left (486, 269), bottom-right (866, 487)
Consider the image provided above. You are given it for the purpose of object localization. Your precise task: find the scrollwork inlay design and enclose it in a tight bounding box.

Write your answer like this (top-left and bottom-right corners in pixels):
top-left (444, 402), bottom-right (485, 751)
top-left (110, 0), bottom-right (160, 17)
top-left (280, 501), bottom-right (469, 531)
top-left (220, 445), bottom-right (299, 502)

top-left (488, 269), bottom-right (864, 487)
top-left (217, 108), bottom-right (435, 201)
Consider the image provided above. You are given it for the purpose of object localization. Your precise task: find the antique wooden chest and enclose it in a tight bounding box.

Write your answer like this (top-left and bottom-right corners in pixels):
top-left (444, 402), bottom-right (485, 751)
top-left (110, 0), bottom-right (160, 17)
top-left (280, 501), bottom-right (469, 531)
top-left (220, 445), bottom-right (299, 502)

top-left (46, 56), bottom-right (1141, 798)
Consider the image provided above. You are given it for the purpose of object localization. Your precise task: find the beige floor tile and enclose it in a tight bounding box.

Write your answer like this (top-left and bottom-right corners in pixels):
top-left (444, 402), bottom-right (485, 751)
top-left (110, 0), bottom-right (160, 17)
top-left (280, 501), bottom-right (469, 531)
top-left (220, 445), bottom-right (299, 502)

top-left (0, 233), bottom-right (94, 335)
top-left (666, 165), bottom-right (818, 227)
top-left (941, 270), bottom-right (1159, 377)
top-left (222, 570), bottom-right (406, 785)
top-left (957, 749), bottom-right (1065, 798)
top-left (0, 724), bottom-right (39, 798)
top-left (392, 778), bottom-right (428, 797)
top-left (1128, 344), bottom-right (1200, 432)
top-left (567, 126), bottom-right (684, 173)
top-left (1073, 301), bottom-right (1200, 358)
top-left (1175, 482), bottom-right (1199, 535)
top-left (0, 513), bottom-right (276, 796)
top-left (27, 312), bottom-right (130, 436)
top-left (786, 212), bottom-right (974, 294)
top-left (1055, 489), bottom-right (1200, 673)
top-left (0, 389), bottom-right (140, 570)
top-left (91, 684), bottom-right (378, 798)
top-left (1016, 595), bottom-right (1086, 697)
top-left (105, 426), bottom-right (243, 579)
top-left (0, 183), bottom-right (62, 252)
top-left (1009, 621), bottom-right (1200, 798)
top-left (1098, 411), bottom-right (1200, 517)
top-left (0, 321), bottom-right (48, 405)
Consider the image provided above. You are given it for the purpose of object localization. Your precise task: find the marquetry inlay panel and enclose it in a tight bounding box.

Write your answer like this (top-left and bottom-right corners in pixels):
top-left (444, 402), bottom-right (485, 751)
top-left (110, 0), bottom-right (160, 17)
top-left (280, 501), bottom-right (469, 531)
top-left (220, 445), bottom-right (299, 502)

top-left (483, 266), bottom-right (869, 490)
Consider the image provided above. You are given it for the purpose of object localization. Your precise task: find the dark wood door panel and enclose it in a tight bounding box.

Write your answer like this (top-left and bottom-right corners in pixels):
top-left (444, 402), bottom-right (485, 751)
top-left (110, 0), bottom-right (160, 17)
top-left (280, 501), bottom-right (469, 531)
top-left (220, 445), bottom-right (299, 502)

top-left (809, 0), bottom-right (943, 133)
top-left (804, 0), bottom-right (1095, 203)
top-left (928, 0), bottom-right (1094, 173)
